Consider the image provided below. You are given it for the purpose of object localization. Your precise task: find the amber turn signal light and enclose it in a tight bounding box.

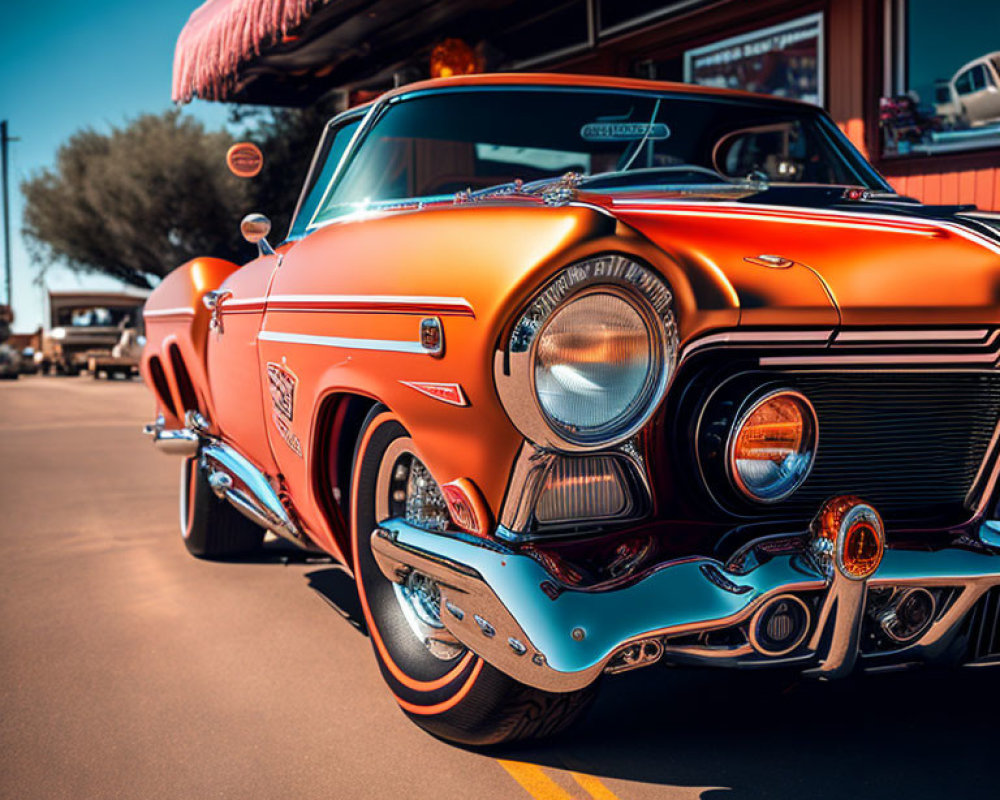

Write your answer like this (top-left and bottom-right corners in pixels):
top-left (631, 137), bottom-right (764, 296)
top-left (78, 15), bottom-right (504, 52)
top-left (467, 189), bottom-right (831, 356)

top-left (811, 495), bottom-right (885, 580)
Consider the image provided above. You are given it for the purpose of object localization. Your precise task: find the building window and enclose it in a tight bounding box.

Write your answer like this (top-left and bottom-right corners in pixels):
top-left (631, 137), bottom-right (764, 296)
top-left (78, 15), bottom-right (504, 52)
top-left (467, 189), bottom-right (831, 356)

top-left (683, 14), bottom-right (824, 106)
top-left (882, 0), bottom-right (1000, 156)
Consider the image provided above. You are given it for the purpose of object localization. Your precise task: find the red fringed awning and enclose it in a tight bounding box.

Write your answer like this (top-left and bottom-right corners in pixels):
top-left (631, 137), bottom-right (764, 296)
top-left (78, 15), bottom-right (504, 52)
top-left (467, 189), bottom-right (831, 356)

top-left (172, 0), bottom-right (326, 103)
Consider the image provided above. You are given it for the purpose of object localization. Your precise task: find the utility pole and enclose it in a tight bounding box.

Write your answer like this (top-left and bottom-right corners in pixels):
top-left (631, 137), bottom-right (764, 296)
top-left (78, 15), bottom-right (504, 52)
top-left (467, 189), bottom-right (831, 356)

top-left (1, 120), bottom-right (18, 310)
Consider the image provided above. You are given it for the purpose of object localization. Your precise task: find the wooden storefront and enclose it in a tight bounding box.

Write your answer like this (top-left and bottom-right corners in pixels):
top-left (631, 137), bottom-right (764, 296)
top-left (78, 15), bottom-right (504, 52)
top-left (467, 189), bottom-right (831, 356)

top-left (174, 0), bottom-right (1000, 209)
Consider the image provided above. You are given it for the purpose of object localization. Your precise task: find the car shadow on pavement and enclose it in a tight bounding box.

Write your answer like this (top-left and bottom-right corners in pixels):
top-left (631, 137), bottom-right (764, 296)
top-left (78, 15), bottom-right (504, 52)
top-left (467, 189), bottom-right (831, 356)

top-left (212, 538), bottom-right (333, 566)
top-left (494, 664), bottom-right (999, 799)
top-left (305, 566), bottom-right (368, 636)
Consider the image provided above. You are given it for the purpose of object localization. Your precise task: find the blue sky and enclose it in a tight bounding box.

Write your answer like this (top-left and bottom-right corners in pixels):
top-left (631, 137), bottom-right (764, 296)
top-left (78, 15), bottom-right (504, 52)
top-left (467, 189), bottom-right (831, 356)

top-left (0, 0), bottom-right (232, 332)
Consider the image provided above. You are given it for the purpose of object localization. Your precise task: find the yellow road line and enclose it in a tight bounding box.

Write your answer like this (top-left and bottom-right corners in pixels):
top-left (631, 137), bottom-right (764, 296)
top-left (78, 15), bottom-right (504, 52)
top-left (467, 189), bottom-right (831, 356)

top-left (497, 760), bottom-right (577, 800)
top-left (570, 771), bottom-right (621, 800)
top-left (497, 760), bottom-right (622, 800)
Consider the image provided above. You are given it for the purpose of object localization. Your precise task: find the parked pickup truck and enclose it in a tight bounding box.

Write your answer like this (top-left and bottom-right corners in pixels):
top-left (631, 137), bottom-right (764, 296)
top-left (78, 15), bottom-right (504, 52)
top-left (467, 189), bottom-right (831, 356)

top-left (87, 327), bottom-right (144, 379)
top-left (38, 290), bottom-right (148, 375)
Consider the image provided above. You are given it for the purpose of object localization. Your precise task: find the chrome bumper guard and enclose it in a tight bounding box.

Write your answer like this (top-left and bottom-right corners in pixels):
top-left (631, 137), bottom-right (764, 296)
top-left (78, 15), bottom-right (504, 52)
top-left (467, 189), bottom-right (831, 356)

top-left (371, 518), bottom-right (1000, 693)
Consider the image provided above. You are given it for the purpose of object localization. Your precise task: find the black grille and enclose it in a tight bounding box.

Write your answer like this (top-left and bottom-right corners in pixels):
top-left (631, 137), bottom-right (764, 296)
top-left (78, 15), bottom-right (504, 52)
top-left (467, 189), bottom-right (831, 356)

top-left (789, 373), bottom-right (1000, 523)
top-left (697, 371), bottom-right (1000, 526)
top-left (965, 587), bottom-right (1000, 662)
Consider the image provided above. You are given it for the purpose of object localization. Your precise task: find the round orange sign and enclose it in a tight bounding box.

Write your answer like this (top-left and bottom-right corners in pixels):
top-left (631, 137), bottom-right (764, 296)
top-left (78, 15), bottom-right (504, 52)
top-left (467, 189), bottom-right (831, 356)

top-left (226, 142), bottom-right (263, 178)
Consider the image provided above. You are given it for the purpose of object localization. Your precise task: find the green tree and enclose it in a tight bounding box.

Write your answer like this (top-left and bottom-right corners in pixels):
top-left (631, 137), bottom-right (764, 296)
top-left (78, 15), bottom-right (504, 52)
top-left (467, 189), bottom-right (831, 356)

top-left (22, 111), bottom-right (252, 288)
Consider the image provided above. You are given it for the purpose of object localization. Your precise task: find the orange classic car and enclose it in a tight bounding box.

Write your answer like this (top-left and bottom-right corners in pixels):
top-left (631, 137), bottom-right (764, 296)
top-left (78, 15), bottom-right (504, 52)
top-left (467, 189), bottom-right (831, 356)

top-left (142, 73), bottom-right (1000, 745)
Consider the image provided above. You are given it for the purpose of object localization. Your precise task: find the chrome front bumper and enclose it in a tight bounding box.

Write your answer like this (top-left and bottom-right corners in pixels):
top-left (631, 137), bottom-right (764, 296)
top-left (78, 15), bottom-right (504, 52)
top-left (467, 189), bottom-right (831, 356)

top-left (372, 519), bottom-right (1000, 692)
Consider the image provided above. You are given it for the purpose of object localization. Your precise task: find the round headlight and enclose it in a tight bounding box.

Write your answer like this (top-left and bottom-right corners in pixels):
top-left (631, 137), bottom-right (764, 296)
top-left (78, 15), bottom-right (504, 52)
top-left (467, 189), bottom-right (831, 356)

top-left (728, 389), bottom-right (817, 502)
top-left (496, 255), bottom-right (678, 451)
top-left (534, 291), bottom-right (657, 441)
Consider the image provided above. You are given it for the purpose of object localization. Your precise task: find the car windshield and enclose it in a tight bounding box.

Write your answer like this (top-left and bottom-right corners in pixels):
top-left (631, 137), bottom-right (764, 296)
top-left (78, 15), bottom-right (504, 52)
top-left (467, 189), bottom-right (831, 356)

top-left (55, 306), bottom-right (137, 327)
top-left (306, 87), bottom-right (885, 229)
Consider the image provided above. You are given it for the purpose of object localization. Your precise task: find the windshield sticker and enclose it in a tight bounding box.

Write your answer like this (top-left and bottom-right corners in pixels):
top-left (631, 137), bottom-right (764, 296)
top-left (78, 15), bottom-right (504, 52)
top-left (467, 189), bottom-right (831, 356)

top-left (580, 121), bottom-right (671, 141)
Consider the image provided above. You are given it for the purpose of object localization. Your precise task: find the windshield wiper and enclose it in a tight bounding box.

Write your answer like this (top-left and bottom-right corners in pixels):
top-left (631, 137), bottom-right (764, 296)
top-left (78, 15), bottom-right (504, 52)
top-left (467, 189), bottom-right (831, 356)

top-left (618, 99), bottom-right (662, 173)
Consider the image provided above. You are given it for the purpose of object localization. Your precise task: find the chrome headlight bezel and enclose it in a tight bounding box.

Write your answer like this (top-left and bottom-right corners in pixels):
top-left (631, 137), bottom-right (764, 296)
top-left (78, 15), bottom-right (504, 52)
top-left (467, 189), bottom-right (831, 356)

top-left (494, 254), bottom-right (679, 452)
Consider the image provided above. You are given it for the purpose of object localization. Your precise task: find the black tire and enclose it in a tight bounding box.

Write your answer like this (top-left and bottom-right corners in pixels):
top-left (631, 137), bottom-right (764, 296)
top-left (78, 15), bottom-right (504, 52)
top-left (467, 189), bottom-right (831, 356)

top-left (351, 405), bottom-right (595, 746)
top-left (179, 453), bottom-right (265, 559)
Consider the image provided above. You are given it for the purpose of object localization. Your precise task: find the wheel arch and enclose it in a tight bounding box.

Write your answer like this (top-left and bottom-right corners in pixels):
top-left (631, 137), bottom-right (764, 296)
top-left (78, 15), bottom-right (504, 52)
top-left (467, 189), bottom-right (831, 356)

top-left (310, 389), bottom-right (381, 563)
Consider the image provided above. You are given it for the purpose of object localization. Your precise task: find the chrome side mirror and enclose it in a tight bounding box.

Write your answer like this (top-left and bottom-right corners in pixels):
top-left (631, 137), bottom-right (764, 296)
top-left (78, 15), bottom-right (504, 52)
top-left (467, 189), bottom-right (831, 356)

top-left (241, 213), bottom-right (275, 256)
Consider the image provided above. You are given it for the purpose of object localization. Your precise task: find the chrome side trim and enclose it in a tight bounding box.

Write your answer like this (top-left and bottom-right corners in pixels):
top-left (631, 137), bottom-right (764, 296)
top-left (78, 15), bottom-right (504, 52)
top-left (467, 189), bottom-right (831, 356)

top-left (143, 307), bottom-right (196, 319)
top-left (681, 328), bottom-right (1000, 363)
top-left (266, 294), bottom-right (474, 317)
top-left (258, 330), bottom-right (430, 355)
top-left (199, 441), bottom-right (302, 545)
top-left (835, 329), bottom-right (992, 343)
top-left (221, 296), bottom-right (266, 310)
top-left (616, 205), bottom-right (940, 237)
top-left (681, 329), bottom-right (834, 360)
top-left (760, 352), bottom-right (1000, 366)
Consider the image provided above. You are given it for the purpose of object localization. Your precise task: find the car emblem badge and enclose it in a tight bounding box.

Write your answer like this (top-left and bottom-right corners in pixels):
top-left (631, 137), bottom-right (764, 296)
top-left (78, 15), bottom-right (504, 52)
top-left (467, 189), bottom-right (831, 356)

top-left (271, 411), bottom-right (302, 457)
top-left (266, 362), bottom-right (302, 456)
top-left (400, 381), bottom-right (468, 407)
top-left (266, 362), bottom-right (297, 421)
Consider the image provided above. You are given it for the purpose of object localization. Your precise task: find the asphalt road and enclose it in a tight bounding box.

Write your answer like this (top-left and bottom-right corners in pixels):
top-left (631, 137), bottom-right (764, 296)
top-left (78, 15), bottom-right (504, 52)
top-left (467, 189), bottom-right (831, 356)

top-left (1, 376), bottom-right (998, 800)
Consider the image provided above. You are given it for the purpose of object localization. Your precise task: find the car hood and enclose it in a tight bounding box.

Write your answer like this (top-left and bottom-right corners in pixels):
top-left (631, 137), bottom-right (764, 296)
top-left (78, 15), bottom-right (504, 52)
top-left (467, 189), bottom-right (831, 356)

top-left (604, 197), bottom-right (1000, 328)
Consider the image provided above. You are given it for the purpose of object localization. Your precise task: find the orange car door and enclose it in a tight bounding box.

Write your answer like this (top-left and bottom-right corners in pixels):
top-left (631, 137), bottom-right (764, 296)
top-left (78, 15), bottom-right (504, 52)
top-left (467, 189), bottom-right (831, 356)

top-left (205, 252), bottom-right (281, 474)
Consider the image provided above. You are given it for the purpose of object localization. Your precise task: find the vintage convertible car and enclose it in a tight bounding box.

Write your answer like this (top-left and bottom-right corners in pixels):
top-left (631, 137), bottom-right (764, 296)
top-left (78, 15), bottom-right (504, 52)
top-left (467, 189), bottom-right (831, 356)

top-left (141, 73), bottom-right (1000, 745)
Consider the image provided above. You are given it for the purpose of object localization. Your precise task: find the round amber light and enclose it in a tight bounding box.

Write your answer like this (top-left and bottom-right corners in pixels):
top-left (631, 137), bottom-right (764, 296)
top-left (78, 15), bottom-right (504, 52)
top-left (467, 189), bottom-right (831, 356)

top-left (840, 519), bottom-right (884, 579)
top-left (729, 390), bottom-right (817, 502)
top-left (810, 496), bottom-right (885, 581)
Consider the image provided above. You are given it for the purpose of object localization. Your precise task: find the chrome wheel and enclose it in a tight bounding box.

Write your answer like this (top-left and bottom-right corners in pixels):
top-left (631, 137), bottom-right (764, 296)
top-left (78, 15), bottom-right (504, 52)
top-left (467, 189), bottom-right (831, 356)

top-left (375, 437), bottom-right (463, 661)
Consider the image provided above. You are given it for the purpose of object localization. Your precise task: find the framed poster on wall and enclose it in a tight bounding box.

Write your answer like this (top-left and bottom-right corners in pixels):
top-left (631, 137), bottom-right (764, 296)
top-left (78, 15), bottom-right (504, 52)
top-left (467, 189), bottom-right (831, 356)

top-left (683, 13), bottom-right (824, 106)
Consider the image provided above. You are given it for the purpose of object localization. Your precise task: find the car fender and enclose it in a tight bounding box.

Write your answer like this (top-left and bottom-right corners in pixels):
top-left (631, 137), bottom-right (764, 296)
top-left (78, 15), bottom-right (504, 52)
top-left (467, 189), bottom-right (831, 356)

top-left (260, 203), bottom-right (739, 558)
top-left (141, 256), bottom-right (241, 428)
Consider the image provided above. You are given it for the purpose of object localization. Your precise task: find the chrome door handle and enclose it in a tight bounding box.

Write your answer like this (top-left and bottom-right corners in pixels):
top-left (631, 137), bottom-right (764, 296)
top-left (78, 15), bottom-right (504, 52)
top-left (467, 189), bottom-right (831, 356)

top-left (204, 290), bottom-right (232, 332)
